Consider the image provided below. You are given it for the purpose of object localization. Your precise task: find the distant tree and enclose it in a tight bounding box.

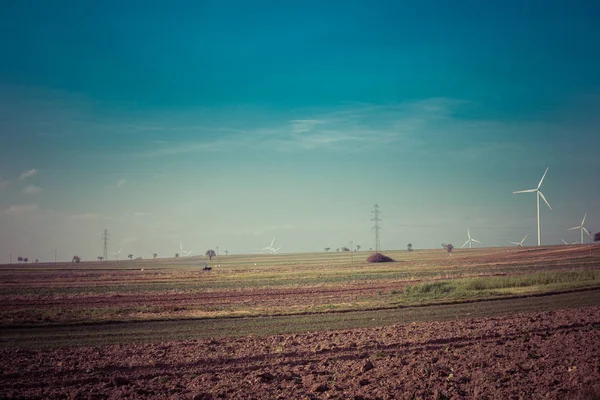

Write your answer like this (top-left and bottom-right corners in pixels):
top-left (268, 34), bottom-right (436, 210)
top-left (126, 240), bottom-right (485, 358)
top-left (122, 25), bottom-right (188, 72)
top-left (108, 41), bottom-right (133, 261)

top-left (336, 248), bottom-right (340, 252)
top-left (97, 256), bottom-right (103, 262)
top-left (356, 245), bottom-right (361, 251)
top-left (407, 243), bottom-right (413, 252)
top-left (595, 232), bottom-right (600, 242)
top-left (205, 249), bottom-right (216, 260)
top-left (17, 256), bottom-right (22, 263)
top-left (23, 257), bottom-right (28, 263)
top-left (443, 244), bottom-right (454, 253)
top-left (325, 247), bottom-right (331, 252)
top-left (72, 255), bottom-right (81, 263)
top-left (341, 247), bottom-right (350, 252)
top-left (224, 250), bottom-right (228, 256)
top-left (153, 253), bottom-right (158, 260)
top-left (128, 254), bottom-right (133, 260)
top-left (35, 259), bottom-right (38, 263)
top-left (175, 253), bottom-right (180, 258)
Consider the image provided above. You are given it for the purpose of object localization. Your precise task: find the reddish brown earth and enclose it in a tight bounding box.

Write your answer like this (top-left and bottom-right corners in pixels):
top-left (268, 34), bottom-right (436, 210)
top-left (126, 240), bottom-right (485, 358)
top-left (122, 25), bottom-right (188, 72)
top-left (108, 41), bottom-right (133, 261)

top-left (1, 306), bottom-right (599, 400)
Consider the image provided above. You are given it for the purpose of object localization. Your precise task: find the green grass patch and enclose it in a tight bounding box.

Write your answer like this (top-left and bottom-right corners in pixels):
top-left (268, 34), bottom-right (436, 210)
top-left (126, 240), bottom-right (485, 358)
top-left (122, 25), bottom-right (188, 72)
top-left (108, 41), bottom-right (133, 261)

top-left (399, 270), bottom-right (600, 303)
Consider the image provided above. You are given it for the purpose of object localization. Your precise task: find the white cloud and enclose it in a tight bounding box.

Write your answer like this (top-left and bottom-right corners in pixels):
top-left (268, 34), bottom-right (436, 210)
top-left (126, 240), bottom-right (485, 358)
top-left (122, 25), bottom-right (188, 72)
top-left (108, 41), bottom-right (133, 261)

top-left (116, 179), bottom-right (126, 188)
top-left (69, 212), bottom-right (123, 222)
top-left (22, 185), bottom-right (42, 195)
top-left (1, 204), bottom-right (38, 217)
top-left (290, 119), bottom-right (326, 134)
top-left (19, 168), bottom-right (37, 180)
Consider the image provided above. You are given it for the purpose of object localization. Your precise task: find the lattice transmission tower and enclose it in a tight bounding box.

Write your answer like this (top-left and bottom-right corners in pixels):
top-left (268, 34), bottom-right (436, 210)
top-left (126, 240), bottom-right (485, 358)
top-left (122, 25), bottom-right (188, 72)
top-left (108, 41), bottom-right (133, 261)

top-left (102, 229), bottom-right (109, 261)
top-left (371, 204), bottom-right (381, 252)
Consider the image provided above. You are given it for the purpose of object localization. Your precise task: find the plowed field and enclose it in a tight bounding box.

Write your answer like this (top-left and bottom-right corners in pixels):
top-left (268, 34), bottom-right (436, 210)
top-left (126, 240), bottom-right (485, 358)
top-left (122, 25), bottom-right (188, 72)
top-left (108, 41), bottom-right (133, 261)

top-left (1, 246), bottom-right (599, 398)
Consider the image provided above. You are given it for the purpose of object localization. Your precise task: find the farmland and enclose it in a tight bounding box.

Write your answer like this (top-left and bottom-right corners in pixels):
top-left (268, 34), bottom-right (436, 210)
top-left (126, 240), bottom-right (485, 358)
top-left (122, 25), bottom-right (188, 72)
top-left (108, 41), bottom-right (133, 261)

top-left (1, 245), bottom-right (599, 399)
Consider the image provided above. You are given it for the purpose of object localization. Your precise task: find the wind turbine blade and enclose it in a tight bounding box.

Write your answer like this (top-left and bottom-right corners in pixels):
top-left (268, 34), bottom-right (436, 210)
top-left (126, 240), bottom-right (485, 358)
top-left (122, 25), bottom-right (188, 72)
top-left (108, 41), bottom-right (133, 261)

top-left (270, 238), bottom-right (275, 247)
top-left (522, 235), bottom-right (528, 243)
top-left (467, 229), bottom-right (471, 239)
top-left (583, 227), bottom-right (591, 236)
top-left (561, 239), bottom-right (568, 244)
top-left (510, 242), bottom-right (520, 245)
top-left (472, 239), bottom-right (482, 244)
top-left (537, 167), bottom-right (549, 189)
top-left (581, 213), bottom-right (587, 225)
top-left (538, 191), bottom-right (552, 210)
top-left (567, 226), bottom-right (579, 230)
top-left (461, 240), bottom-right (469, 248)
top-left (513, 189), bottom-right (537, 194)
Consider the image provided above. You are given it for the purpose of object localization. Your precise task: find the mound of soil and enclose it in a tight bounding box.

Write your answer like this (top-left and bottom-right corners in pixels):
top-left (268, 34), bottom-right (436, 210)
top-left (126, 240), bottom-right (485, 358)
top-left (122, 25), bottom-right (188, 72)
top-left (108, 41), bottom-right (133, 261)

top-left (367, 252), bottom-right (396, 263)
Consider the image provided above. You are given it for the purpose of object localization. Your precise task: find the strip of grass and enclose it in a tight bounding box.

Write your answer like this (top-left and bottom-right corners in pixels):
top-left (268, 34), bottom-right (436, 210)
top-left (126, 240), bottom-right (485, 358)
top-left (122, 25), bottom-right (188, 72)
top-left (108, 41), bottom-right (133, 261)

top-left (398, 270), bottom-right (600, 304)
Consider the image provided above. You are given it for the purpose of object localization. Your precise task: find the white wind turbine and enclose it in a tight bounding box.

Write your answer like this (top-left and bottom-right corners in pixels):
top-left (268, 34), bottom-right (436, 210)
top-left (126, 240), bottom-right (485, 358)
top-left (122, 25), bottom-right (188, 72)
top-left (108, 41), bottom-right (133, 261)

top-left (114, 248), bottom-right (123, 260)
top-left (461, 229), bottom-right (482, 249)
top-left (513, 167), bottom-right (552, 246)
top-left (177, 243), bottom-right (190, 257)
top-left (263, 238), bottom-right (279, 254)
top-left (567, 213), bottom-right (591, 244)
top-left (510, 235), bottom-right (527, 247)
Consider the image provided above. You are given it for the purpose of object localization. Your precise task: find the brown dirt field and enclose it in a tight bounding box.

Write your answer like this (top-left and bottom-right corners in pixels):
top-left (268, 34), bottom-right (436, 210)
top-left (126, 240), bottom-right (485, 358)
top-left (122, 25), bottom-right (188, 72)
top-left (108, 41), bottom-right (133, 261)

top-left (1, 306), bottom-right (598, 399)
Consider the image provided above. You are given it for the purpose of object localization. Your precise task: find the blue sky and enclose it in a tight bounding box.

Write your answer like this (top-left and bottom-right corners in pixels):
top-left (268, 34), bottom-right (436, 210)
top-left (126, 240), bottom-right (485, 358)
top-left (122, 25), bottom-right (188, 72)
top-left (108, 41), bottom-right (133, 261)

top-left (1, 1), bottom-right (599, 261)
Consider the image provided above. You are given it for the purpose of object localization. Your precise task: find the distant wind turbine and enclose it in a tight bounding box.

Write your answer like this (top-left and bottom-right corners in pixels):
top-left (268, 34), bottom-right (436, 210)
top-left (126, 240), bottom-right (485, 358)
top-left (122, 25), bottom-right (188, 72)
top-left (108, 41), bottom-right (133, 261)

top-left (567, 213), bottom-right (591, 244)
top-left (178, 243), bottom-right (191, 257)
top-left (561, 239), bottom-right (568, 245)
top-left (114, 248), bottom-right (123, 260)
top-left (263, 238), bottom-right (280, 254)
top-left (510, 235), bottom-right (527, 247)
top-left (513, 167), bottom-right (552, 246)
top-left (461, 229), bottom-right (482, 249)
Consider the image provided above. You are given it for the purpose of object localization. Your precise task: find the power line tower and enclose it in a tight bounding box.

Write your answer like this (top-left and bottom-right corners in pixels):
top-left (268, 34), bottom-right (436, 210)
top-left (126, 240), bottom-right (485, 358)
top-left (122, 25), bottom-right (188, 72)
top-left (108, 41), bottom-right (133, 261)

top-left (102, 229), bottom-right (109, 261)
top-left (371, 204), bottom-right (381, 252)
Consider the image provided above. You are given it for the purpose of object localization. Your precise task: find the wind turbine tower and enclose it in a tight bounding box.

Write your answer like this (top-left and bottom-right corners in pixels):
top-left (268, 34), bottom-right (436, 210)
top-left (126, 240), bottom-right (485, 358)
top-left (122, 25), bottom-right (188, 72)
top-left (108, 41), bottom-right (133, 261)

top-left (461, 229), bottom-right (482, 249)
top-left (513, 167), bottom-right (552, 246)
top-left (568, 213), bottom-right (590, 244)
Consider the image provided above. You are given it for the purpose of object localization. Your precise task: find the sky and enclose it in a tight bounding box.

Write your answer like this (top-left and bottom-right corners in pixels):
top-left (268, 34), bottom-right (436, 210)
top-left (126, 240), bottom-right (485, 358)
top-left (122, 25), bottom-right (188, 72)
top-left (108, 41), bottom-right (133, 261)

top-left (1, 0), bottom-right (599, 262)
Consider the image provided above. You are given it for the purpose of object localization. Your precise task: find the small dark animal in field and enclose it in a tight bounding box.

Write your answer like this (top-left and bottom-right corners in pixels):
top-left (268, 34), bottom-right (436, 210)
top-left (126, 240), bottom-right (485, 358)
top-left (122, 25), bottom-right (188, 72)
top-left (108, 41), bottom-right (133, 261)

top-left (203, 266), bottom-right (212, 271)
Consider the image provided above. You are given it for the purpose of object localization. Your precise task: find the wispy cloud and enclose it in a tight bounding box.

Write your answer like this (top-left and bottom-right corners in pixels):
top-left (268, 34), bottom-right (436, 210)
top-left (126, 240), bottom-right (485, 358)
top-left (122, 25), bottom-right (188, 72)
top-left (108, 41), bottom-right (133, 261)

top-left (116, 179), bottom-right (126, 188)
top-left (1, 204), bottom-right (38, 217)
top-left (134, 98), bottom-right (472, 156)
top-left (133, 212), bottom-right (151, 217)
top-left (22, 185), bottom-right (42, 195)
top-left (69, 212), bottom-right (123, 222)
top-left (19, 168), bottom-right (37, 180)
top-left (290, 119), bottom-right (326, 134)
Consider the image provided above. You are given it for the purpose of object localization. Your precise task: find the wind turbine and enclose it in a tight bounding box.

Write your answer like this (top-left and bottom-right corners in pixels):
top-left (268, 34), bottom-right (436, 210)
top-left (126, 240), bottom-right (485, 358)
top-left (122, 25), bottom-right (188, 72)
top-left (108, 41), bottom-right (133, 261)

top-left (510, 235), bottom-right (527, 247)
top-left (263, 238), bottom-right (279, 254)
top-left (461, 229), bottom-right (482, 249)
top-left (561, 239), bottom-right (568, 245)
top-left (567, 213), bottom-right (591, 244)
top-left (114, 248), bottom-right (123, 260)
top-left (178, 243), bottom-right (191, 257)
top-left (513, 167), bottom-right (552, 246)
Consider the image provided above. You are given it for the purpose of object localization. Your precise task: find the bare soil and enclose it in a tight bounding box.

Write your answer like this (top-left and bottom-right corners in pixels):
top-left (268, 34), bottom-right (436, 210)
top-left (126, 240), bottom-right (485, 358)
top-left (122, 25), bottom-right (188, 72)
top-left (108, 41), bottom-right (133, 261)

top-left (1, 306), bottom-right (599, 399)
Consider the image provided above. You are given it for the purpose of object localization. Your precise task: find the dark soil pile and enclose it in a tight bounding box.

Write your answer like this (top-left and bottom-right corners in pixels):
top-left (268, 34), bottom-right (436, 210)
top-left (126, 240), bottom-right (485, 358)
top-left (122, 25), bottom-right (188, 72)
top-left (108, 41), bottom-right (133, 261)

top-left (367, 252), bottom-right (396, 263)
